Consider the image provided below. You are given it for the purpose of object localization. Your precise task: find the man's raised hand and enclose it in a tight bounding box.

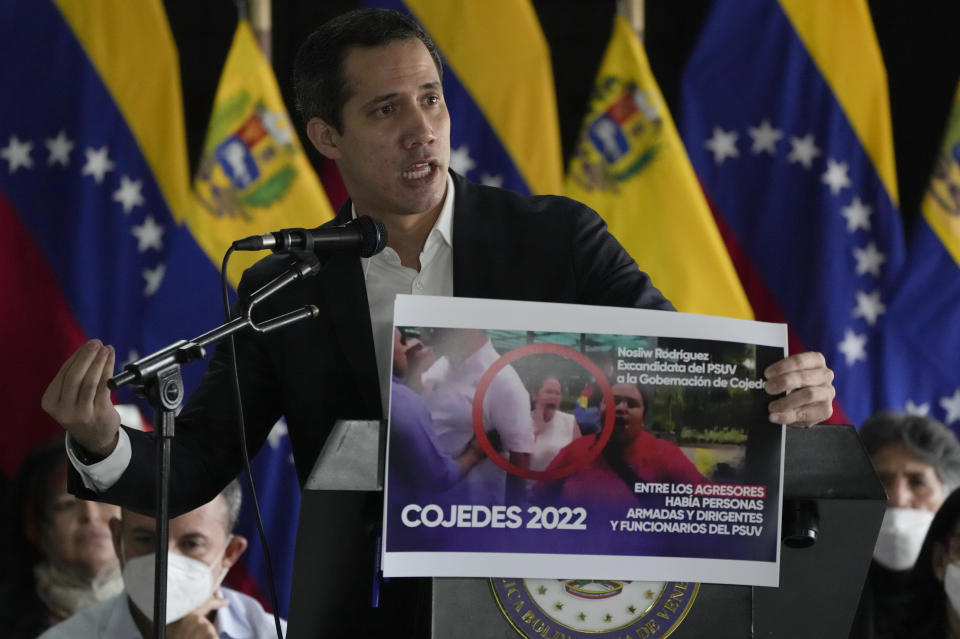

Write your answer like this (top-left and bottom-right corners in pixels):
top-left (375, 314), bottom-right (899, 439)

top-left (41, 339), bottom-right (121, 457)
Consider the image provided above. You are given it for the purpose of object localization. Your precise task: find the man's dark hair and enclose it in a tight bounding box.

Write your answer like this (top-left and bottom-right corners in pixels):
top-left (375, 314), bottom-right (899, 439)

top-left (293, 8), bottom-right (443, 133)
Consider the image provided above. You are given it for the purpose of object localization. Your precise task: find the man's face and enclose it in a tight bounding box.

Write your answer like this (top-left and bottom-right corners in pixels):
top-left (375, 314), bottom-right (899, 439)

top-left (308, 38), bottom-right (450, 222)
top-left (114, 496), bottom-right (244, 579)
top-left (600, 383), bottom-right (646, 444)
top-left (38, 464), bottom-right (119, 579)
top-left (871, 441), bottom-right (946, 513)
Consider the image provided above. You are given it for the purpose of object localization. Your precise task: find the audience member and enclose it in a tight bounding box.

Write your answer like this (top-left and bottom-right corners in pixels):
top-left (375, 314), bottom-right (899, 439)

top-left (903, 486), bottom-right (960, 638)
top-left (850, 411), bottom-right (960, 639)
top-left (0, 439), bottom-right (122, 638)
top-left (39, 480), bottom-right (284, 638)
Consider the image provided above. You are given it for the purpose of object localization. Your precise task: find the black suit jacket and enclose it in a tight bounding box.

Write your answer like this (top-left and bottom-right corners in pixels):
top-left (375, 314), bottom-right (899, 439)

top-left (69, 171), bottom-right (671, 635)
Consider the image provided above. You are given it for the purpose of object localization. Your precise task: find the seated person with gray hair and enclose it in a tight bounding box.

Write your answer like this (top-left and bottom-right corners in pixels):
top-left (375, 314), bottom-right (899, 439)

top-left (39, 480), bottom-right (285, 638)
top-left (849, 411), bottom-right (960, 639)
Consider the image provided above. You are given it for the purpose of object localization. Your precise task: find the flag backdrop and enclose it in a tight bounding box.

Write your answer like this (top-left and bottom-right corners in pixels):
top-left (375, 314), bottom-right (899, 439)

top-left (679, 0), bottom-right (906, 426)
top-left (879, 84), bottom-right (960, 427)
top-left (0, 0), bottom-right (217, 475)
top-left (367, 0), bottom-right (563, 196)
top-left (1, 2), bottom-right (331, 616)
top-left (564, 15), bottom-right (752, 319)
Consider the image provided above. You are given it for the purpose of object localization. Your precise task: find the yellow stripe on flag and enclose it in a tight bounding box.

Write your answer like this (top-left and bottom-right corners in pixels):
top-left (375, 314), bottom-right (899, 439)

top-left (921, 83), bottom-right (960, 268)
top-left (405, 0), bottom-right (563, 195)
top-left (189, 21), bottom-right (335, 285)
top-left (779, 0), bottom-right (899, 205)
top-left (564, 16), bottom-right (752, 319)
top-left (54, 0), bottom-right (192, 222)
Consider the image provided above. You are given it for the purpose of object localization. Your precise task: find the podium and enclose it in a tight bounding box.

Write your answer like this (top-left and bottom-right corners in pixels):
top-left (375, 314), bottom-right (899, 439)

top-left (289, 423), bottom-right (884, 638)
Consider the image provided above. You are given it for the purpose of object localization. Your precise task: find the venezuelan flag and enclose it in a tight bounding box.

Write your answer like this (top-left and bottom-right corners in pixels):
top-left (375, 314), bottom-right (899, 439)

top-left (190, 20), bottom-right (335, 286)
top-left (679, 0), bottom-right (904, 426)
top-left (365, 0), bottom-right (563, 196)
top-left (564, 15), bottom-right (752, 319)
top-left (0, 0), bottom-right (221, 475)
top-left (880, 84), bottom-right (960, 429)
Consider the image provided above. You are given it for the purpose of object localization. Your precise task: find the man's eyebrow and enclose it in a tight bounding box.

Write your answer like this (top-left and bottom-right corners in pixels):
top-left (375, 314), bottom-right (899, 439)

top-left (360, 82), bottom-right (442, 111)
top-left (362, 92), bottom-right (398, 110)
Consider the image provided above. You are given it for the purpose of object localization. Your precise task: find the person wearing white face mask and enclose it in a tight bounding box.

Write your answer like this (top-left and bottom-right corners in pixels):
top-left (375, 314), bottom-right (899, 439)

top-left (849, 412), bottom-right (960, 639)
top-left (38, 480), bottom-right (285, 639)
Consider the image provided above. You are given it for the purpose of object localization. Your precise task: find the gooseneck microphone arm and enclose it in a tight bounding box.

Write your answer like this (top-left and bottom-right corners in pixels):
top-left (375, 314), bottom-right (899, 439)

top-left (106, 252), bottom-right (321, 639)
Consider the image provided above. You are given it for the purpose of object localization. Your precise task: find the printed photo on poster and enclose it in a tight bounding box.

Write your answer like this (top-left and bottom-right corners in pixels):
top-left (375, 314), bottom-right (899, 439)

top-left (383, 296), bottom-right (786, 586)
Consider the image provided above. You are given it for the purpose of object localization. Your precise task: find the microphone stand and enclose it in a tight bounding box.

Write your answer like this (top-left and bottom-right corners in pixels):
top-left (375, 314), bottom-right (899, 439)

top-left (108, 253), bottom-right (321, 639)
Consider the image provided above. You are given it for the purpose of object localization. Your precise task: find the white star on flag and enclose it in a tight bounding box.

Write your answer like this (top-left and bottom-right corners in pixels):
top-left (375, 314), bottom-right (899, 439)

top-left (480, 173), bottom-right (503, 188)
top-left (113, 176), bottom-right (145, 214)
top-left (704, 127), bottom-right (739, 164)
top-left (787, 133), bottom-right (821, 169)
top-left (82, 146), bottom-right (115, 184)
top-left (131, 215), bottom-right (164, 252)
top-left (142, 263), bottom-right (165, 296)
top-left (1, 135), bottom-right (34, 173)
top-left (941, 389), bottom-right (960, 424)
top-left (821, 158), bottom-right (851, 195)
top-left (267, 420), bottom-right (289, 450)
top-left (838, 329), bottom-right (867, 366)
top-left (747, 120), bottom-right (782, 154)
top-left (45, 130), bottom-right (74, 166)
top-left (852, 290), bottom-right (886, 326)
top-left (853, 242), bottom-right (886, 277)
top-left (449, 145), bottom-right (476, 176)
top-left (841, 197), bottom-right (873, 233)
top-left (905, 400), bottom-right (930, 417)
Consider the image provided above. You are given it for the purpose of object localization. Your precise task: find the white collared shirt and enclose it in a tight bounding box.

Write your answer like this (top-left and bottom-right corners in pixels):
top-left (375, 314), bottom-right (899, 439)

top-left (360, 171), bottom-right (454, 412)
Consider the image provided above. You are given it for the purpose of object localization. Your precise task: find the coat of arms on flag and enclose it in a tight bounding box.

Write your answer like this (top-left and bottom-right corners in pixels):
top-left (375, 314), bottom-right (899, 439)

top-left (195, 96), bottom-right (299, 219)
top-left (569, 77), bottom-right (663, 193)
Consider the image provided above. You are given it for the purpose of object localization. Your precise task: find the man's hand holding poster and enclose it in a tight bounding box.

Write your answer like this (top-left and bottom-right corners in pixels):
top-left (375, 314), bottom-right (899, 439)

top-left (383, 295), bottom-right (786, 587)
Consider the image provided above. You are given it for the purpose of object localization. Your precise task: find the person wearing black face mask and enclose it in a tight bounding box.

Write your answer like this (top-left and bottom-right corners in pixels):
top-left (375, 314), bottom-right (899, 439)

top-left (850, 412), bottom-right (960, 639)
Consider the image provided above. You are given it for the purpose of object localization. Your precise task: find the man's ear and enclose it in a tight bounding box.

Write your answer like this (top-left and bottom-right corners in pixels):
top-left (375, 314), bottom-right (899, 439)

top-left (109, 516), bottom-right (123, 565)
top-left (222, 535), bottom-right (248, 571)
top-left (306, 117), bottom-right (341, 159)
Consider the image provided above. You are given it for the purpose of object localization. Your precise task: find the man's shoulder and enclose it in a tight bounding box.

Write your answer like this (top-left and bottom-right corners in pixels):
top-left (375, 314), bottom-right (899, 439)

top-left (453, 170), bottom-right (595, 222)
top-left (219, 587), bottom-right (287, 635)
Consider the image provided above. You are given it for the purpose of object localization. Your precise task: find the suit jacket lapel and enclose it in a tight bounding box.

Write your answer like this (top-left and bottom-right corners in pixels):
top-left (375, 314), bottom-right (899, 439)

top-left (314, 202), bottom-right (382, 417)
top-left (451, 171), bottom-right (487, 298)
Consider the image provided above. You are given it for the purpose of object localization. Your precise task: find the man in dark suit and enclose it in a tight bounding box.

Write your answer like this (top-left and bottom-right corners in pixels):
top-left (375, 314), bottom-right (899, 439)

top-left (42, 8), bottom-right (837, 635)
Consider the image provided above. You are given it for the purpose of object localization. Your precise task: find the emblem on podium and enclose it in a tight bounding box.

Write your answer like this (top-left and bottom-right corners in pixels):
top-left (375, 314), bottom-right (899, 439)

top-left (491, 578), bottom-right (698, 638)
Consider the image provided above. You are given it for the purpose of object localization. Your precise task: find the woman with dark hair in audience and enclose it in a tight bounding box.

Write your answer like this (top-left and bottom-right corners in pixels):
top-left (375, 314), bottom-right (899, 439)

top-left (908, 487), bottom-right (960, 638)
top-left (0, 438), bottom-right (122, 637)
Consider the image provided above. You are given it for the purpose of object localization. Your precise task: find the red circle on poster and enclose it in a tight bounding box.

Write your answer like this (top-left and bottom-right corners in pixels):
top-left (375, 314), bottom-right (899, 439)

top-left (471, 342), bottom-right (614, 481)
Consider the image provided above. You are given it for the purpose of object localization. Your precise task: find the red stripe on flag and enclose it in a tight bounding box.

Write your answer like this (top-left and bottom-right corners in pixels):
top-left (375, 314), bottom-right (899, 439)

top-left (319, 158), bottom-right (348, 212)
top-left (0, 193), bottom-right (88, 477)
top-left (704, 191), bottom-right (849, 425)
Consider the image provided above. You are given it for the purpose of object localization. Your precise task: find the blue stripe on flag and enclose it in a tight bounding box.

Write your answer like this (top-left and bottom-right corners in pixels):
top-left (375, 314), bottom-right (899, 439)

top-left (680, 0), bottom-right (905, 425)
top-left (0, 0), bottom-right (224, 398)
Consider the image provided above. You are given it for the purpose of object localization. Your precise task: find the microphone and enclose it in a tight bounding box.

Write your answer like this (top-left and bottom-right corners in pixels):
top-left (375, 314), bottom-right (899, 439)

top-left (232, 216), bottom-right (388, 257)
